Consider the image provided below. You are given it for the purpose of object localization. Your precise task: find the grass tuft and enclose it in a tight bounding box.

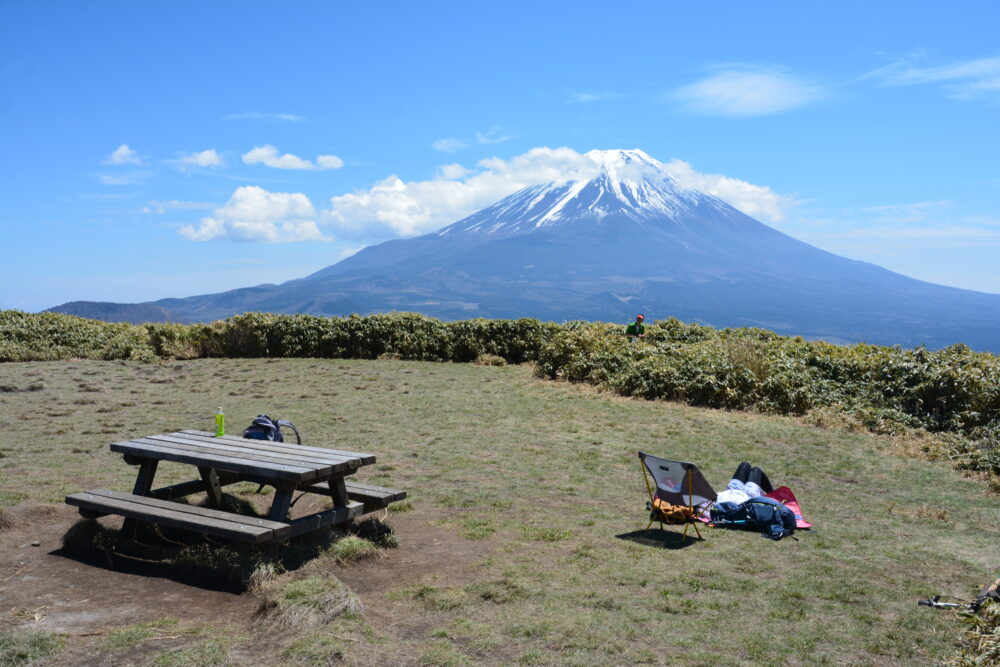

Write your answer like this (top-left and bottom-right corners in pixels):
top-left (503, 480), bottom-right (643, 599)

top-left (148, 638), bottom-right (230, 667)
top-left (257, 574), bottom-right (363, 629)
top-left (0, 629), bottom-right (65, 666)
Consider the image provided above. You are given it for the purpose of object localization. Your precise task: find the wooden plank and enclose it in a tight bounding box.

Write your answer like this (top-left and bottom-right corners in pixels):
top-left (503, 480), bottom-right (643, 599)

top-left (283, 502), bottom-right (365, 539)
top-left (111, 440), bottom-right (317, 481)
top-left (139, 435), bottom-right (335, 473)
top-left (345, 481), bottom-right (407, 502)
top-left (301, 480), bottom-right (407, 513)
top-left (69, 489), bottom-right (291, 530)
top-left (180, 430), bottom-right (377, 464)
top-left (147, 433), bottom-right (359, 472)
top-left (173, 433), bottom-right (363, 468)
top-left (174, 430), bottom-right (363, 461)
top-left (148, 479), bottom-right (209, 501)
top-left (65, 490), bottom-right (291, 543)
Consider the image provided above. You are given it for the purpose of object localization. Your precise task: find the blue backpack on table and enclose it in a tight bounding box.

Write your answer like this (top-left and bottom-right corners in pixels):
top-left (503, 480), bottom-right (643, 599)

top-left (243, 415), bottom-right (301, 444)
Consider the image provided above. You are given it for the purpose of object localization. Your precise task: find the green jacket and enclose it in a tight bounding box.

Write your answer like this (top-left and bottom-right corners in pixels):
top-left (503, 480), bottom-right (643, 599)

top-left (625, 321), bottom-right (645, 337)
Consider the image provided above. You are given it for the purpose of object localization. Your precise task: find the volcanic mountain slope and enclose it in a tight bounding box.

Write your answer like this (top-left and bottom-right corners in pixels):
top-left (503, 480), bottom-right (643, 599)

top-left (49, 149), bottom-right (1000, 351)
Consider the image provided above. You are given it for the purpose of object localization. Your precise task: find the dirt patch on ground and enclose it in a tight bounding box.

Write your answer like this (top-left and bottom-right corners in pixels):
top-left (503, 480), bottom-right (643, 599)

top-left (0, 501), bottom-right (491, 665)
top-left (0, 504), bottom-right (253, 634)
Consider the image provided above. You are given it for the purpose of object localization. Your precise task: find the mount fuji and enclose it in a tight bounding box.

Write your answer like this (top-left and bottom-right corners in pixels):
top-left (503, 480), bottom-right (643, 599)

top-left (50, 149), bottom-right (1000, 351)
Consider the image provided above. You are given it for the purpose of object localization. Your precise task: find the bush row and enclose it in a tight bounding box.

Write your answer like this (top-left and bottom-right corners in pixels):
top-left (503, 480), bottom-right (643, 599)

top-left (3, 309), bottom-right (997, 475)
top-left (534, 319), bottom-right (1000, 475)
top-left (0, 310), bottom-right (559, 365)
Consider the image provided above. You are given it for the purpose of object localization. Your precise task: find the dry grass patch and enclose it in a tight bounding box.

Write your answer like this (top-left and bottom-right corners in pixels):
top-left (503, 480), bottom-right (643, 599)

top-left (257, 574), bottom-right (363, 630)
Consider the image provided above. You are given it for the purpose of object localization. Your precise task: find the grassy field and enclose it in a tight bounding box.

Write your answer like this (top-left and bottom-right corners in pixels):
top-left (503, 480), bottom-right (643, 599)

top-left (1, 358), bottom-right (998, 665)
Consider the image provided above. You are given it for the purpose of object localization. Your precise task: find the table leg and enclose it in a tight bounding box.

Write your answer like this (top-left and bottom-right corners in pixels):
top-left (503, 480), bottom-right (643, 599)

top-left (131, 459), bottom-right (159, 496)
top-left (268, 482), bottom-right (295, 523)
top-left (327, 476), bottom-right (350, 507)
top-left (124, 458), bottom-right (159, 537)
top-left (198, 467), bottom-right (223, 508)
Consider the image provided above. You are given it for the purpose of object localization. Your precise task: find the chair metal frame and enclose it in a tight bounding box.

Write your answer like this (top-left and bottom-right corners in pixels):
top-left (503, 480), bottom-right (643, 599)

top-left (639, 454), bottom-right (705, 542)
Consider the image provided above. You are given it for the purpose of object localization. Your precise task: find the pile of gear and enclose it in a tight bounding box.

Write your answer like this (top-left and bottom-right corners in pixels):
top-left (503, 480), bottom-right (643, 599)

top-left (639, 453), bottom-right (811, 542)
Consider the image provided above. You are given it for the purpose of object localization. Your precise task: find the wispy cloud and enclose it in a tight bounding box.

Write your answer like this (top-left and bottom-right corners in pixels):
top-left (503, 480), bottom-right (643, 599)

top-left (866, 55), bottom-right (1000, 100)
top-left (475, 126), bottom-right (516, 144)
top-left (179, 186), bottom-right (329, 243)
top-left (98, 171), bottom-right (149, 185)
top-left (565, 91), bottom-right (624, 104)
top-left (144, 200), bottom-right (216, 214)
top-left (785, 200), bottom-right (1000, 254)
top-left (431, 137), bottom-right (469, 153)
top-left (242, 145), bottom-right (344, 170)
top-left (860, 200), bottom-right (952, 223)
top-left (673, 65), bottom-right (827, 117)
top-left (179, 149), bottom-right (225, 169)
top-left (103, 143), bottom-right (143, 165)
top-left (224, 112), bottom-right (304, 122)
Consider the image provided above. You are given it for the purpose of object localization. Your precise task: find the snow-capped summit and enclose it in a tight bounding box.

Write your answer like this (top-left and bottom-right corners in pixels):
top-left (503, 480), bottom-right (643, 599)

top-left (436, 148), bottom-right (721, 239)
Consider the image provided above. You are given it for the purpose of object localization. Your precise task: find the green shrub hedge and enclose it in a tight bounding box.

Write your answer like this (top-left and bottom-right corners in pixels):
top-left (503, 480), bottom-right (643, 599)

top-left (534, 318), bottom-right (1000, 475)
top-left (2, 309), bottom-right (997, 475)
top-left (0, 310), bottom-right (557, 365)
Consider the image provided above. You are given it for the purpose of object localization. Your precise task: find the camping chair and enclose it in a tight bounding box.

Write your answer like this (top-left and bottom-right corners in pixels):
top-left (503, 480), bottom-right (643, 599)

top-left (638, 451), bottom-right (717, 542)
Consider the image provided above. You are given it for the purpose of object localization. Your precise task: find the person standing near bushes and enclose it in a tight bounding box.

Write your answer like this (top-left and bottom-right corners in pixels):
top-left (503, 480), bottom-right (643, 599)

top-left (625, 313), bottom-right (646, 341)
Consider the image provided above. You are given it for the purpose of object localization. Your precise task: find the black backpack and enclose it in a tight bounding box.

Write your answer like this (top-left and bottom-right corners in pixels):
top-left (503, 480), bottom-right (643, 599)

top-left (711, 496), bottom-right (796, 541)
top-left (243, 415), bottom-right (301, 445)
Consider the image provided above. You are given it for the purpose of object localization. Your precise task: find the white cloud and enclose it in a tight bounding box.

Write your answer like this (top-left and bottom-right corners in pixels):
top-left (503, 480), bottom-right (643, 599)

top-left (674, 66), bottom-right (826, 116)
top-left (242, 145), bottom-right (343, 170)
top-left (436, 163), bottom-right (470, 180)
top-left (104, 144), bottom-right (142, 165)
top-left (866, 56), bottom-right (1000, 100)
top-left (224, 112), bottom-right (304, 122)
top-left (475, 126), bottom-right (516, 144)
top-left (432, 137), bottom-right (469, 153)
top-left (179, 185), bottom-right (329, 243)
top-left (662, 159), bottom-right (792, 222)
top-left (316, 154), bottom-right (345, 169)
top-left (180, 149), bottom-right (224, 168)
top-left (325, 147), bottom-right (789, 238)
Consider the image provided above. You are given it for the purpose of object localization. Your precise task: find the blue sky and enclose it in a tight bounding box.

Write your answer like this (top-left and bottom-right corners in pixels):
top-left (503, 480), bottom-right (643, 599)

top-left (2, 0), bottom-right (999, 311)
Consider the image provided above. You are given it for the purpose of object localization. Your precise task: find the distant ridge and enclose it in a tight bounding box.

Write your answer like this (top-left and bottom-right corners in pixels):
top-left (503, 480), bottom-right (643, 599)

top-left (47, 301), bottom-right (187, 324)
top-left (48, 149), bottom-right (1000, 352)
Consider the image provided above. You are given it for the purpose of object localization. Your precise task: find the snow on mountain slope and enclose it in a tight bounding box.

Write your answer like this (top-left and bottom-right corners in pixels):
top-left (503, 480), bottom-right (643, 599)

top-left (436, 149), bottom-right (725, 238)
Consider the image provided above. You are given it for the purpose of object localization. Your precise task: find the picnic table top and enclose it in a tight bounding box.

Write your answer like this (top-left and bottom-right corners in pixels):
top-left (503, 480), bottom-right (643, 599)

top-left (110, 430), bottom-right (376, 482)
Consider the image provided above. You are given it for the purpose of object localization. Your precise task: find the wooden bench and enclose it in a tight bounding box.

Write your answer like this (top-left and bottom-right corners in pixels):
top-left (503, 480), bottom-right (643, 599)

top-left (66, 489), bottom-right (292, 544)
top-left (300, 480), bottom-right (407, 514)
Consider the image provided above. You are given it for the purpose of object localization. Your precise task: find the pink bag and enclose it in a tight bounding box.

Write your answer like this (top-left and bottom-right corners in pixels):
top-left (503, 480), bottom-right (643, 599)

top-left (764, 486), bottom-right (812, 529)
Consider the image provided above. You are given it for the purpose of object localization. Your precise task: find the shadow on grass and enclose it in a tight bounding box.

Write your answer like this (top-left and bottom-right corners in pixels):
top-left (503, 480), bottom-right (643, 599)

top-left (53, 496), bottom-right (398, 593)
top-left (615, 528), bottom-right (704, 550)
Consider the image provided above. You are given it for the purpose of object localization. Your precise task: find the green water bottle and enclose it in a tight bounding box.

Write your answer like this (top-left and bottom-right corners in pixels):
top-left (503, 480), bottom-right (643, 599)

top-left (215, 407), bottom-right (225, 437)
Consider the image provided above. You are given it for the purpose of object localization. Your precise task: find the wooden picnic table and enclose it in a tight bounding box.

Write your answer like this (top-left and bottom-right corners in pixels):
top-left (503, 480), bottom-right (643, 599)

top-left (66, 430), bottom-right (406, 544)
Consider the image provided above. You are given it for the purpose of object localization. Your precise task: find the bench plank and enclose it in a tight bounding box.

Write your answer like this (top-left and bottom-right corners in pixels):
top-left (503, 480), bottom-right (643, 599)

top-left (181, 430), bottom-right (377, 464)
top-left (111, 440), bottom-right (318, 481)
top-left (301, 480), bottom-right (407, 513)
top-left (66, 489), bottom-right (291, 543)
top-left (284, 502), bottom-right (365, 539)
